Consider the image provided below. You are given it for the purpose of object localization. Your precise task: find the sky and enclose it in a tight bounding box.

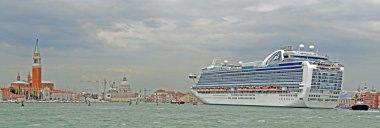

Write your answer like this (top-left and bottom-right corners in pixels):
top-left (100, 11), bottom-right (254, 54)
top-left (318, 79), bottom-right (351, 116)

top-left (0, 0), bottom-right (380, 92)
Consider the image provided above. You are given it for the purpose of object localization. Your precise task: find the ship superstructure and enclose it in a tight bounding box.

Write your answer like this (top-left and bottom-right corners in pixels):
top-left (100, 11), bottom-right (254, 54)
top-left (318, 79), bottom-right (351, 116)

top-left (189, 44), bottom-right (344, 108)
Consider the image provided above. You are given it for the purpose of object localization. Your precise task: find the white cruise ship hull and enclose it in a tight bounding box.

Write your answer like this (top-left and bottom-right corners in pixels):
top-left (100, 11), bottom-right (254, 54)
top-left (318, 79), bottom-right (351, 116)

top-left (191, 90), bottom-right (338, 108)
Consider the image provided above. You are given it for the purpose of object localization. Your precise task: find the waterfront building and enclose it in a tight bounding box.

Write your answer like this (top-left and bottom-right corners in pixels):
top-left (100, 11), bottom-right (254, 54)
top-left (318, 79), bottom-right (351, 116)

top-left (338, 91), bottom-right (355, 109)
top-left (10, 72), bottom-right (30, 96)
top-left (0, 88), bottom-right (25, 101)
top-left (360, 91), bottom-right (379, 109)
top-left (42, 87), bottom-right (50, 101)
top-left (149, 89), bottom-right (196, 103)
top-left (108, 75), bottom-right (137, 102)
top-left (49, 90), bottom-right (75, 101)
top-left (378, 95), bottom-right (380, 108)
top-left (0, 89), bottom-right (2, 102)
top-left (338, 88), bottom-right (380, 109)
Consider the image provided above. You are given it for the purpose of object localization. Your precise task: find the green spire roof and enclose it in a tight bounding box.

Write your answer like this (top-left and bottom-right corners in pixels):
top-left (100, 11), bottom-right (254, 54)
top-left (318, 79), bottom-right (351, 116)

top-left (34, 38), bottom-right (40, 54)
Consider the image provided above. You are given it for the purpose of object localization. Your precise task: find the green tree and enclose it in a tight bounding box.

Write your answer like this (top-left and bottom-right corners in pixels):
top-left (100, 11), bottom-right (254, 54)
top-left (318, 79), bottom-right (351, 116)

top-left (9, 87), bottom-right (16, 94)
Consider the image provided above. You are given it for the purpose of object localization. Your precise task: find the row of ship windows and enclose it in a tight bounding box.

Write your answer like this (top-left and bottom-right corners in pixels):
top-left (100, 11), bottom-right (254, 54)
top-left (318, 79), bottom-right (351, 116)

top-left (201, 72), bottom-right (303, 78)
top-left (224, 97), bottom-right (338, 102)
top-left (202, 73), bottom-right (304, 78)
top-left (312, 75), bottom-right (343, 78)
top-left (308, 98), bottom-right (338, 102)
top-left (199, 76), bottom-right (303, 81)
top-left (201, 75), bottom-right (303, 79)
top-left (198, 80), bottom-right (303, 85)
top-left (197, 84), bottom-right (302, 87)
top-left (311, 84), bottom-right (342, 88)
top-left (313, 76), bottom-right (342, 79)
top-left (310, 86), bottom-right (341, 90)
top-left (202, 70), bottom-right (303, 77)
top-left (198, 90), bottom-right (302, 94)
top-left (202, 71), bottom-right (303, 76)
top-left (279, 98), bottom-right (294, 100)
top-left (228, 97), bottom-right (256, 100)
top-left (199, 79), bottom-right (303, 84)
top-left (312, 82), bottom-right (342, 85)
top-left (200, 76), bottom-right (302, 81)
top-left (312, 78), bottom-right (343, 81)
top-left (311, 80), bottom-right (342, 85)
top-left (309, 95), bottom-right (339, 98)
top-left (309, 95), bottom-right (320, 97)
top-left (309, 89), bottom-right (341, 94)
top-left (200, 75), bottom-right (303, 80)
top-left (311, 83), bottom-right (342, 86)
top-left (313, 69), bottom-right (343, 73)
top-left (203, 69), bottom-right (303, 75)
top-left (200, 75), bottom-right (303, 81)
top-left (199, 80), bottom-right (302, 82)
top-left (312, 73), bottom-right (343, 76)
top-left (280, 94), bottom-right (297, 97)
top-left (231, 94), bottom-right (256, 96)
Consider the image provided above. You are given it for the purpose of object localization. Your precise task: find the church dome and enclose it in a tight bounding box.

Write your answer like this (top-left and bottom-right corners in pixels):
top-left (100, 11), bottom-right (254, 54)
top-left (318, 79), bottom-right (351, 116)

top-left (119, 76), bottom-right (130, 87)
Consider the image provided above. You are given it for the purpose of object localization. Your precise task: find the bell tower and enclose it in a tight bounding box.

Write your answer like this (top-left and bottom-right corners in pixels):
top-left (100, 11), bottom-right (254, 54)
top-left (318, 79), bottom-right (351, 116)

top-left (17, 72), bottom-right (20, 81)
top-left (32, 38), bottom-right (42, 89)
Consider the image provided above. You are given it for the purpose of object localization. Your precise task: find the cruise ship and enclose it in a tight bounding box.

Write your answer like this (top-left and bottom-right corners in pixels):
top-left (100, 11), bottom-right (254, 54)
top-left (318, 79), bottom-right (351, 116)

top-left (189, 44), bottom-right (344, 108)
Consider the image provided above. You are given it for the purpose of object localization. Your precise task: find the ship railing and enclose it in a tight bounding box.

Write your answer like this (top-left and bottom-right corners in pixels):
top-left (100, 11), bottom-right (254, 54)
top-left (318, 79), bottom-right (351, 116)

top-left (196, 87), bottom-right (228, 93)
top-left (236, 86), bottom-right (278, 91)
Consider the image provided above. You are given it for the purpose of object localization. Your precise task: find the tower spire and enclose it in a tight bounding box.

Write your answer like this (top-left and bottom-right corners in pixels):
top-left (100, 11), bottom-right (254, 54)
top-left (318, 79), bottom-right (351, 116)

top-left (27, 72), bottom-right (31, 83)
top-left (17, 72), bottom-right (20, 81)
top-left (33, 38), bottom-right (41, 66)
top-left (34, 38), bottom-right (40, 54)
top-left (123, 74), bottom-right (127, 81)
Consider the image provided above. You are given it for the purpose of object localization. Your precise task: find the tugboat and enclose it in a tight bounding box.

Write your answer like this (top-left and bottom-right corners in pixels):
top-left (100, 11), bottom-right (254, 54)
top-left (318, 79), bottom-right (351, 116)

top-left (350, 102), bottom-right (369, 110)
top-left (350, 94), bottom-right (369, 111)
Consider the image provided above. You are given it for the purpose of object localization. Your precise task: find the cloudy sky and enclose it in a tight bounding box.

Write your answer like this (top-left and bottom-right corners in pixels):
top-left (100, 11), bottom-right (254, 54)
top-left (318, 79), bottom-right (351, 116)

top-left (0, 0), bottom-right (379, 92)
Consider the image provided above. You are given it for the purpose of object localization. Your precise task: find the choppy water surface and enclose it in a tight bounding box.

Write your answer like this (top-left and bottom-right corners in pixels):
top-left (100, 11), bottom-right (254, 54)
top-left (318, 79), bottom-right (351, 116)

top-left (0, 103), bottom-right (379, 128)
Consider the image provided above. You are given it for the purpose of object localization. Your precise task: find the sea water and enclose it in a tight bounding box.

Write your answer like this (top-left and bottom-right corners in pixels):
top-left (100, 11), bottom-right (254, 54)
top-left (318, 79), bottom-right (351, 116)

top-left (0, 103), bottom-right (379, 128)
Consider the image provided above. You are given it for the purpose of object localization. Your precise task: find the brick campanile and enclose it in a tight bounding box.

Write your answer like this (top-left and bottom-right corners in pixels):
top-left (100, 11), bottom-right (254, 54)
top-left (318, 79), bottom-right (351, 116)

top-left (32, 38), bottom-right (42, 89)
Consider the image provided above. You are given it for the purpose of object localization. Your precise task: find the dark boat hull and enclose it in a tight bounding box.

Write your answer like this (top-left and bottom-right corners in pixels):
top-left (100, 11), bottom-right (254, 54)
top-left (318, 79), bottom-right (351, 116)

top-left (170, 101), bottom-right (185, 104)
top-left (351, 105), bottom-right (369, 110)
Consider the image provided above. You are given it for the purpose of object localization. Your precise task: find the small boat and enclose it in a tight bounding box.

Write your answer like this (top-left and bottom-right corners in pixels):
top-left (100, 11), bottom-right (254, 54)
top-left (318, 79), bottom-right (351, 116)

top-left (350, 102), bottom-right (369, 110)
top-left (170, 100), bottom-right (185, 104)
